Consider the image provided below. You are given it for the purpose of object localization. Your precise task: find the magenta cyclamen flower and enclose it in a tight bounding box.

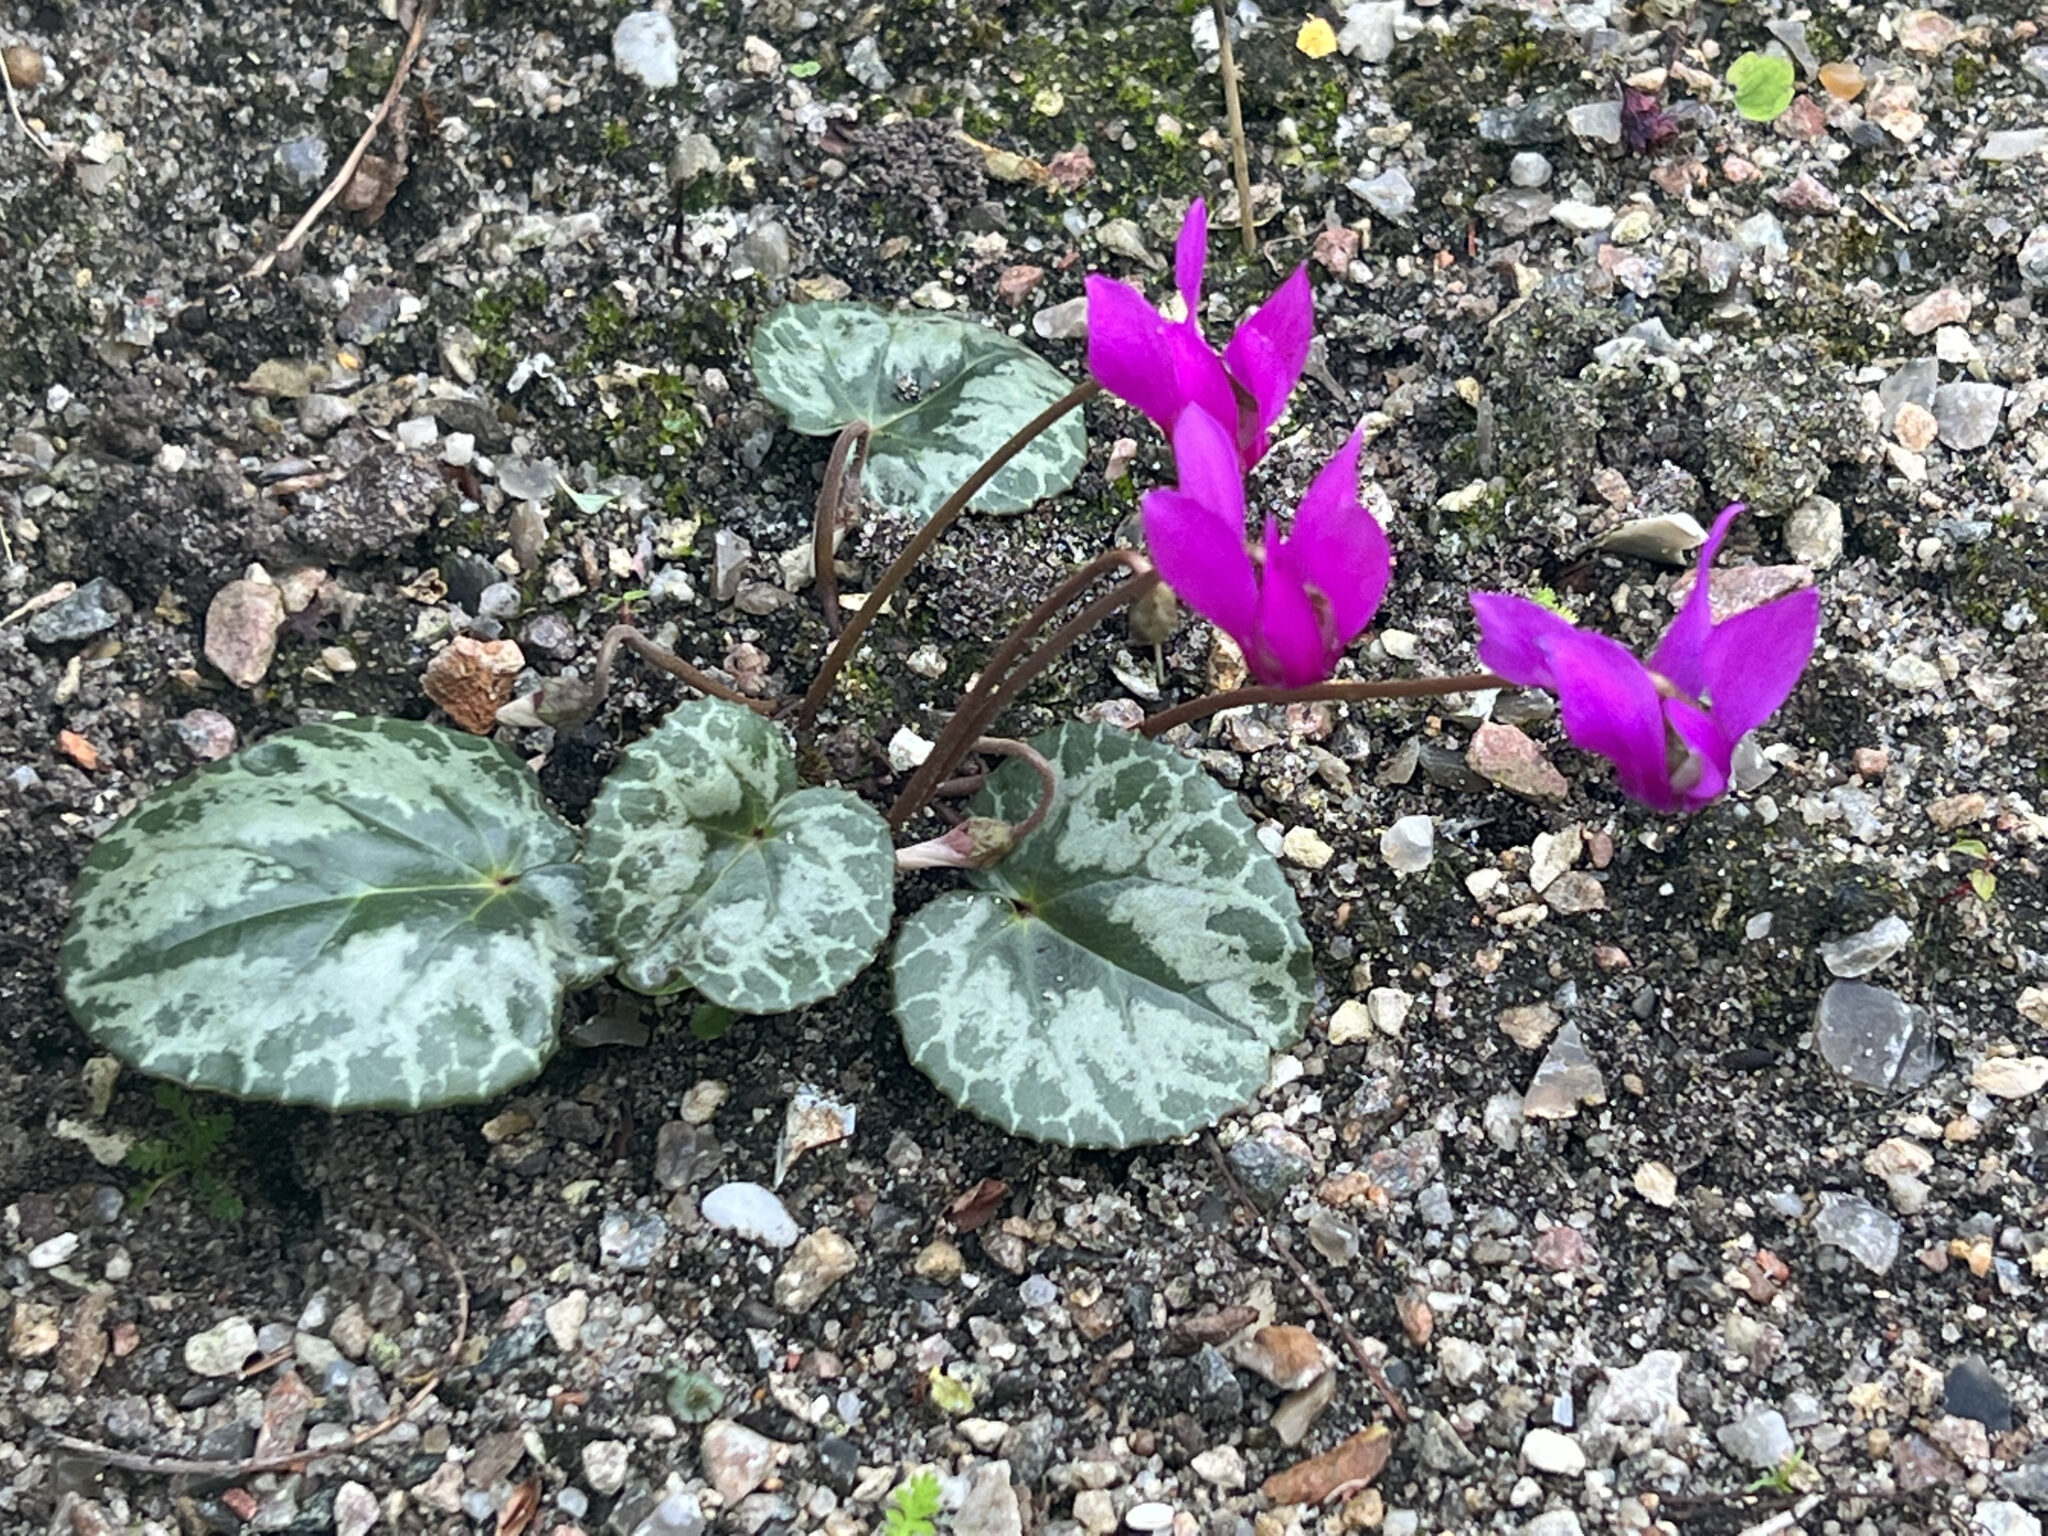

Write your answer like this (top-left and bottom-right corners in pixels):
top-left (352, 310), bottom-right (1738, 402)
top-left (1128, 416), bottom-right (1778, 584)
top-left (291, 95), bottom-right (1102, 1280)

top-left (1143, 405), bottom-right (1392, 688)
top-left (1085, 199), bottom-right (1313, 468)
top-left (1470, 504), bottom-right (1821, 814)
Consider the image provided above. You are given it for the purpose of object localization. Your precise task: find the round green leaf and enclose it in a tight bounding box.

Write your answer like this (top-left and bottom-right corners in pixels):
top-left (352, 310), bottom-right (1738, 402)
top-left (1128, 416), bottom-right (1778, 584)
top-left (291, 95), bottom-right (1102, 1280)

top-left (1727, 52), bottom-right (1796, 122)
top-left (892, 723), bottom-right (1312, 1149)
top-left (750, 301), bottom-right (1086, 520)
top-left (60, 719), bottom-right (611, 1112)
top-left (584, 698), bottom-right (894, 1012)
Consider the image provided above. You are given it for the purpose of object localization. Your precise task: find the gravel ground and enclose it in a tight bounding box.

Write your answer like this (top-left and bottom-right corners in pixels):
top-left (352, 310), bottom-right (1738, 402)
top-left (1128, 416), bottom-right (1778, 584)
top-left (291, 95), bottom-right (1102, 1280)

top-left (3, 0), bottom-right (2048, 1534)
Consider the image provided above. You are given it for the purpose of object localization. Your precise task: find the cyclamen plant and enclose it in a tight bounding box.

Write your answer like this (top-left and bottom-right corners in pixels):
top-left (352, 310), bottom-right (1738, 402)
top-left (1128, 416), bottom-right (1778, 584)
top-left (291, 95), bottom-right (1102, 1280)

top-left (61, 197), bottom-right (1821, 1151)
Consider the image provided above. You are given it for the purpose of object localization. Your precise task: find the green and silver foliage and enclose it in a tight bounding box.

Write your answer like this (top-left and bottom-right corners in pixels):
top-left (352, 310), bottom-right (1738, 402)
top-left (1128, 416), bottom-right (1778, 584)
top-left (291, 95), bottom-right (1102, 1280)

top-left (584, 699), bottom-right (895, 1013)
top-left (61, 719), bottom-right (610, 1112)
top-left (750, 302), bottom-right (1086, 520)
top-left (893, 724), bottom-right (1313, 1149)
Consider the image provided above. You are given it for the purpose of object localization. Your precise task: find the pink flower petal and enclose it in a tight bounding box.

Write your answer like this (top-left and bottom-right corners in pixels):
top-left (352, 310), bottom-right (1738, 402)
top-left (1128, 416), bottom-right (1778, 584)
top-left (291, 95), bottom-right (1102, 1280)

top-left (1697, 588), bottom-right (1821, 742)
top-left (1661, 696), bottom-right (1734, 813)
top-left (1471, 591), bottom-right (1582, 690)
top-left (1084, 275), bottom-right (1184, 428)
top-left (1650, 501), bottom-right (1745, 696)
top-left (1165, 405), bottom-right (1246, 527)
top-left (1143, 489), bottom-right (1258, 642)
top-left (1221, 265), bottom-right (1313, 462)
top-left (1533, 623), bottom-right (1671, 808)
top-left (1250, 518), bottom-right (1331, 686)
top-left (1281, 431), bottom-right (1390, 644)
top-left (1175, 199), bottom-right (1208, 317)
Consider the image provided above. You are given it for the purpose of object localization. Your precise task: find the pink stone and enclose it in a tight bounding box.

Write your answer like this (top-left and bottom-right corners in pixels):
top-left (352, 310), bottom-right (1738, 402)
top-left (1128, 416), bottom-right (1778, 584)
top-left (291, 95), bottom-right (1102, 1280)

top-left (1903, 286), bottom-right (1969, 334)
top-left (1467, 722), bottom-right (1568, 803)
top-left (1667, 564), bottom-right (1816, 623)
top-left (1312, 226), bottom-right (1360, 275)
top-left (203, 579), bottom-right (286, 689)
top-left (995, 264), bottom-right (1046, 307)
top-left (1773, 93), bottom-right (1829, 143)
top-left (1773, 171), bottom-right (1841, 214)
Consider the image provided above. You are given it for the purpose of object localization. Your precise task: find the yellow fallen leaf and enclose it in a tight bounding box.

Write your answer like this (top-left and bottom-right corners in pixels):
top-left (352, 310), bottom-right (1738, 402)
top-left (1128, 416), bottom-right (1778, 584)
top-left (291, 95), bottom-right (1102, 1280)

top-left (1297, 17), bottom-right (1338, 57)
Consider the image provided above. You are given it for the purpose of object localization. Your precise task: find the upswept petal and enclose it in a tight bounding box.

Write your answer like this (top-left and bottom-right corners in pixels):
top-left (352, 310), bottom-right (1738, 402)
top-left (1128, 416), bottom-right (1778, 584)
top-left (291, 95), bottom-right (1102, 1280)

top-left (1160, 327), bottom-right (1243, 448)
top-left (1535, 623), bottom-right (1671, 807)
top-left (1660, 697), bottom-right (1733, 814)
top-left (1282, 430), bottom-right (1390, 642)
top-left (1164, 405), bottom-right (1246, 527)
top-left (1221, 265), bottom-right (1313, 457)
top-left (1470, 591), bottom-right (1582, 691)
top-left (1697, 587), bottom-right (1821, 742)
top-left (1251, 518), bottom-right (1331, 687)
top-left (1084, 275), bottom-right (1184, 428)
top-left (1174, 199), bottom-right (1208, 317)
top-left (1650, 501), bottom-right (1745, 697)
top-left (1142, 489), bottom-right (1258, 642)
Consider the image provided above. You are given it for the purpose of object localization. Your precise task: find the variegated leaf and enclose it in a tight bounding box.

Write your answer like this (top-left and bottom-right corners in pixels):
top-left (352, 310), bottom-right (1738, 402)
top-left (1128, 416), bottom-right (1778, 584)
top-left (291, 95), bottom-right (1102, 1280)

top-left (61, 719), bottom-right (610, 1112)
top-left (584, 699), bottom-right (894, 1012)
top-left (892, 723), bottom-right (1312, 1149)
top-left (750, 301), bottom-right (1085, 520)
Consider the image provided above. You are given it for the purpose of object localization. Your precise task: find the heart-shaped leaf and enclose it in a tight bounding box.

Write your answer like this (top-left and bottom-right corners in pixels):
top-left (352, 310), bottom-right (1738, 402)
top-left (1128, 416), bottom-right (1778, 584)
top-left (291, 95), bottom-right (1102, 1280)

top-left (584, 698), bottom-right (895, 1012)
top-left (892, 723), bottom-right (1312, 1148)
top-left (751, 302), bottom-right (1086, 521)
top-left (1727, 52), bottom-right (1796, 122)
top-left (61, 719), bottom-right (611, 1111)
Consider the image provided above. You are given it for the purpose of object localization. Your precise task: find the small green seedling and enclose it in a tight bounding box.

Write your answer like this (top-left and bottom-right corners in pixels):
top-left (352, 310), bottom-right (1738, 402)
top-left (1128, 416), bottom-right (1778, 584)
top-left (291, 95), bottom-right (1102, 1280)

top-left (126, 1083), bottom-right (244, 1218)
top-left (1746, 1447), bottom-right (1813, 1494)
top-left (884, 1471), bottom-right (942, 1536)
top-left (1727, 53), bottom-right (1796, 122)
top-left (1948, 839), bottom-right (1997, 902)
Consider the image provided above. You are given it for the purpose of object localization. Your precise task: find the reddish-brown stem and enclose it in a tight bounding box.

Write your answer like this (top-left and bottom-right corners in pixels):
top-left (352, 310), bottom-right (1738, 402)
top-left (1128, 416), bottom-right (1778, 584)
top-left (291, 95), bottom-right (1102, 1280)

top-left (796, 378), bottom-right (1103, 727)
top-left (813, 421), bottom-right (870, 639)
top-left (1137, 671), bottom-right (1507, 738)
top-left (890, 568), bottom-right (1159, 828)
top-left (966, 736), bottom-right (1060, 842)
top-left (605, 626), bottom-right (778, 714)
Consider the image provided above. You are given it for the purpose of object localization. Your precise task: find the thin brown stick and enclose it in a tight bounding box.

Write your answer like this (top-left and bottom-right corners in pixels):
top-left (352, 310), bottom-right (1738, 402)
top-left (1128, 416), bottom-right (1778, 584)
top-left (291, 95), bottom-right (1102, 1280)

top-left (1212, 0), bottom-right (1257, 257)
top-left (813, 421), bottom-right (870, 639)
top-left (1, 34), bottom-right (60, 161)
top-left (890, 569), bottom-right (1157, 828)
top-left (1138, 671), bottom-right (1507, 738)
top-left (1203, 1133), bottom-right (1410, 1424)
top-left (45, 1215), bottom-right (470, 1478)
top-left (960, 736), bottom-right (1060, 842)
top-left (607, 626), bottom-right (777, 713)
top-left (244, 0), bottom-right (437, 281)
top-left (797, 379), bottom-right (1102, 726)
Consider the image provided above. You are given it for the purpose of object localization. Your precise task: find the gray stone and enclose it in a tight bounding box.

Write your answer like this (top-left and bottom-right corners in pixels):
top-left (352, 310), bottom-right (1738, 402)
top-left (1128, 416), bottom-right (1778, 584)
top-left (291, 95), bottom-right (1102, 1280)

top-left (1592, 1351), bottom-right (1684, 1426)
top-left (2020, 225), bottom-right (2048, 289)
top-left (773, 1229), bottom-right (857, 1314)
top-left (1479, 98), bottom-right (1566, 145)
top-left (333, 1481), bottom-right (378, 1536)
top-left (1476, 187), bottom-right (1556, 236)
top-left (27, 577), bottom-right (131, 644)
top-left (843, 36), bottom-right (894, 93)
top-left (1354, 168), bottom-right (1415, 218)
top-left (1933, 382), bottom-right (2007, 450)
top-left (737, 220), bottom-right (791, 283)
top-left (1521, 1514), bottom-right (1584, 1536)
top-left (700, 1420), bottom-right (777, 1503)
top-left (1981, 128), bottom-right (2048, 163)
top-left (1733, 211), bottom-right (1788, 262)
top-left (1567, 100), bottom-right (1621, 143)
top-left (1814, 1191), bottom-right (1900, 1273)
top-left (184, 1317), bottom-right (258, 1378)
top-left (1522, 1024), bottom-right (1606, 1119)
top-left (1380, 814), bottom-right (1434, 874)
top-left (1786, 496), bottom-right (1844, 569)
top-left (1879, 358), bottom-right (1939, 429)
top-left (582, 1440), bottom-right (631, 1496)
top-left (1972, 1503), bottom-right (2041, 1536)
top-left (1819, 915), bottom-right (1912, 978)
top-left (1509, 151), bottom-right (1553, 188)
top-left (1814, 980), bottom-right (1930, 1091)
top-left (1338, 2), bottom-right (1401, 63)
top-left (654, 1120), bottom-right (721, 1190)
top-left (954, 1461), bottom-right (1023, 1536)
top-left (613, 11), bottom-right (679, 89)
top-left (1522, 1427), bottom-right (1586, 1475)
top-left (276, 133), bottom-right (329, 187)
top-left (1225, 1135), bottom-right (1314, 1205)
top-left (671, 133), bottom-right (721, 187)
top-left (712, 530), bottom-right (751, 602)
top-left (597, 1211), bottom-right (667, 1271)
top-left (1717, 1408), bottom-right (1794, 1468)
top-left (700, 1182), bottom-right (799, 1247)
top-left (1414, 1410), bottom-right (1478, 1472)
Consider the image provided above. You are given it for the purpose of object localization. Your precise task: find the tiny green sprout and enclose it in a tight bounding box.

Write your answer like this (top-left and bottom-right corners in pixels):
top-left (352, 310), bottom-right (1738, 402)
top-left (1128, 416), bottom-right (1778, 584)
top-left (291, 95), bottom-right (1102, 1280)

top-left (1949, 839), bottom-right (1997, 902)
top-left (126, 1083), bottom-right (244, 1219)
top-left (599, 119), bottom-right (632, 157)
top-left (884, 1471), bottom-right (943, 1536)
top-left (788, 59), bottom-right (821, 78)
top-left (664, 1367), bottom-right (725, 1423)
top-left (690, 1002), bottom-right (738, 1041)
top-left (1529, 586), bottom-right (1573, 617)
top-left (1727, 53), bottom-right (1797, 122)
top-left (1746, 1447), bottom-right (1813, 1494)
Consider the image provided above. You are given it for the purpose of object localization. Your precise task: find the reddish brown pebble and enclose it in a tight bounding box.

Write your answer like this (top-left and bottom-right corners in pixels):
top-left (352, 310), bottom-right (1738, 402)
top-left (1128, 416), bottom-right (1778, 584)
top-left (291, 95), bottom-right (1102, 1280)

top-left (1230, 1324), bottom-right (1334, 1391)
top-left (1312, 226), bottom-right (1360, 275)
top-left (1396, 1287), bottom-right (1434, 1347)
top-left (3, 44), bottom-right (46, 91)
top-left (1261, 1424), bottom-right (1391, 1504)
top-left (1533, 1224), bottom-right (1597, 1273)
top-left (57, 730), bottom-right (99, 771)
top-left (995, 264), bottom-right (1046, 307)
top-left (421, 636), bottom-right (525, 733)
top-left (1466, 722), bottom-right (1569, 804)
top-left (1853, 747), bottom-right (1890, 778)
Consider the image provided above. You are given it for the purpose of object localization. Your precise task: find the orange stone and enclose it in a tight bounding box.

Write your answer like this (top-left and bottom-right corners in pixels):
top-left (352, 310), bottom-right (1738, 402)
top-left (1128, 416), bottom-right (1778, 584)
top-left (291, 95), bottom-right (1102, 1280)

top-left (1819, 61), bottom-right (1865, 101)
top-left (422, 636), bottom-right (525, 733)
top-left (57, 730), bottom-right (99, 771)
top-left (1261, 1424), bottom-right (1392, 1504)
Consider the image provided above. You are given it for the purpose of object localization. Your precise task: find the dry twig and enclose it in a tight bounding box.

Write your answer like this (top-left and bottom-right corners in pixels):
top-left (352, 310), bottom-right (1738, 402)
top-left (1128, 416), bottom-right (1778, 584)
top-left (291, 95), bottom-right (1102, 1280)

top-left (1204, 1132), bottom-right (1411, 1423)
top-left (1210, 0), bottom-right (1257, 256)
top-left (243, 0), bottom-right (438, 282)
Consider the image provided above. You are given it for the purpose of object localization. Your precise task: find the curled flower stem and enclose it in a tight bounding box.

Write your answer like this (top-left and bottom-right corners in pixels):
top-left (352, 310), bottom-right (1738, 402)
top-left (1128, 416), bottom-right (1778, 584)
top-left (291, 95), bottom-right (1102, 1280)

top-left (968, 736), bottom-right (1059, 843)
top-left (812, 420), bottom-right (870, 640)
top-left (1211, 0), bottom-right (1257, 258)
top-left (796, 378), bottom-right (1103, 727)
top-left (888, 550), bottom-right (1155, 829)
top-left (1136, 671), bottom-right (1508, 738)
top-left (600, 625), bottom-right (777, 714)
